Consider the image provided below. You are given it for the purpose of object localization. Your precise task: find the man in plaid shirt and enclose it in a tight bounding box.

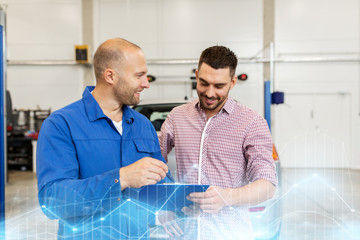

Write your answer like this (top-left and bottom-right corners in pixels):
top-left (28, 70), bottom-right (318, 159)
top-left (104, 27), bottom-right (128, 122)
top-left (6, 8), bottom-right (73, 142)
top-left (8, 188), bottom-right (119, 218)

top-left (159, 46), bottom-right (277, 239)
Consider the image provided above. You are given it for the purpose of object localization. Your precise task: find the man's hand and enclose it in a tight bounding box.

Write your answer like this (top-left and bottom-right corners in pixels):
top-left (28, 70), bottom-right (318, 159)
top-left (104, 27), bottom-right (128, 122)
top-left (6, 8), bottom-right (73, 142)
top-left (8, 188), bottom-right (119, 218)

top-left (119, 157), bottom-right (168, 190)
top-left (181, 204), bottom-right (201, 218)
top-left (186, 186), bottom-right (231, 214)
top-left (158, 211), bottom-right (183, 237)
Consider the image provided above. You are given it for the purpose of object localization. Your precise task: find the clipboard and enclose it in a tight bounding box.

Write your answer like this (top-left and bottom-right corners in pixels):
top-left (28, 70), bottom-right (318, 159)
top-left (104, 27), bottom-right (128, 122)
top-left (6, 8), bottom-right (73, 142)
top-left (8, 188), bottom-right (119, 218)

top-left (124, 184), bottom-right (209, 212)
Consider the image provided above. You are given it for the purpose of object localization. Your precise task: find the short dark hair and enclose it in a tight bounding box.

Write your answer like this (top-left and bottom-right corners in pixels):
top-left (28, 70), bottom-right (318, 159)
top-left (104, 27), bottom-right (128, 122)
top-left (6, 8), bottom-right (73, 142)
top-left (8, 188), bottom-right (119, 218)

top-left (198, 45), bottom-right (238, 78)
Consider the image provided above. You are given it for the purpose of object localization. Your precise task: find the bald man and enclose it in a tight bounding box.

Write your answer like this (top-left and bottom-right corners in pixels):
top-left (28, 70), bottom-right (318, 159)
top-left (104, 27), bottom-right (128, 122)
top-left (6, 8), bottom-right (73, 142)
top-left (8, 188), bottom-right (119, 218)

top-left (37, 38), bottom-right (171, 239)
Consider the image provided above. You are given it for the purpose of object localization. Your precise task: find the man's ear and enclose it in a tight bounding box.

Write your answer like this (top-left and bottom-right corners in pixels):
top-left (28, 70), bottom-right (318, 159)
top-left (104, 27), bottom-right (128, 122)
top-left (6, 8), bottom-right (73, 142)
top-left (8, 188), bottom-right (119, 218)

top-left (230, 75), bottom-right (237, 90)
top-left (104, 69), bottom-right (115, 85)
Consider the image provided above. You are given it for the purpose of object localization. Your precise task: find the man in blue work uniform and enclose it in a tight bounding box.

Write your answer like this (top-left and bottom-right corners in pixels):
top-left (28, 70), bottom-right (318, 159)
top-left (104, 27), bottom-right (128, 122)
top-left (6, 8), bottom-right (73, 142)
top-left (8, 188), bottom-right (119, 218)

top-left (37, 38), bottom-right (171, 239)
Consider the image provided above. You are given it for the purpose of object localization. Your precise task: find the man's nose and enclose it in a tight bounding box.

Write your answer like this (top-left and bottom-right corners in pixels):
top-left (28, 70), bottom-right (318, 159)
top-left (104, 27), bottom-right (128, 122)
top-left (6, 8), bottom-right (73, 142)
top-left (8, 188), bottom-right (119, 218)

top-left (205, 86), bottom-right (215, 98)
top-left (141, 75), bottom-right (150, 89)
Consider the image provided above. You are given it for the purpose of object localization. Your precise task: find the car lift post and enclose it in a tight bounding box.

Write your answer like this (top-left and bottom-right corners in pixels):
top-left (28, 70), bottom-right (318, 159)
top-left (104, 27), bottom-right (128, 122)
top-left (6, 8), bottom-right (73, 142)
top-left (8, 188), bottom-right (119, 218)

top-left (264, 80), bottom-right (271, 131)
top-left (0, 24), bottom-right (5, 237)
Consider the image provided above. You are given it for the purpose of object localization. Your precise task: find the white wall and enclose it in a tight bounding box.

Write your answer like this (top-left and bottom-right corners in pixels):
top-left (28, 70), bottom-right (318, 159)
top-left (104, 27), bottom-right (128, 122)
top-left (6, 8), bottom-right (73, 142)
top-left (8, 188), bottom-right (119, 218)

top-left (273, 0), bottom-right (360, 168)
top-left (5, 0), bottom-right (265, 112)
top-left (94, 0), bottom-right (265, 113)
top-left (5, 0), bottom-right (84, 111)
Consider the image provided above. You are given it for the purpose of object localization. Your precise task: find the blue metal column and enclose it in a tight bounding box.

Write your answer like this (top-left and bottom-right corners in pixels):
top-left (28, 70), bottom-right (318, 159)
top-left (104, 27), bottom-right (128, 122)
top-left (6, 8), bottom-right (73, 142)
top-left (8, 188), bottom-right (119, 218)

top-left (264, 80), bottom-right (271, 131)
top-left (0, 25), bottom-right (5, 237)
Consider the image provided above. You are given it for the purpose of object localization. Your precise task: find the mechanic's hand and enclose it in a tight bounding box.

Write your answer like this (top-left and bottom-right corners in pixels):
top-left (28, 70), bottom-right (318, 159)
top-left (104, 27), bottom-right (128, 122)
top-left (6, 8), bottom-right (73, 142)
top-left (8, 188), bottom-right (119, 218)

top-left (158, 211), bottom-right (183, 237)
top-left (119, 157), bottom-right (168, 190)
top-left (186, 186), bottom-right (231, 214)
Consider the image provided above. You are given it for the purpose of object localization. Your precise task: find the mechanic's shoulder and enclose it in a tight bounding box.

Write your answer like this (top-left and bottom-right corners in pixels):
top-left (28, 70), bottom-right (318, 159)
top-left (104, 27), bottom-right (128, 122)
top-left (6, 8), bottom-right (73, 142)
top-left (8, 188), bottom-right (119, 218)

top-left (46, 99), bottom-right (83, 122)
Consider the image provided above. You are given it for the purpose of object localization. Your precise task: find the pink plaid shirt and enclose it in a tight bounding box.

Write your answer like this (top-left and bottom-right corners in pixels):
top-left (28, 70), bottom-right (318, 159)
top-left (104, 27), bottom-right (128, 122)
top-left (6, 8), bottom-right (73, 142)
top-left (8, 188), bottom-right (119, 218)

top-left (159, 97), bottom-right (277, 239)
top-left (159, 97), bottom-right (277, 187)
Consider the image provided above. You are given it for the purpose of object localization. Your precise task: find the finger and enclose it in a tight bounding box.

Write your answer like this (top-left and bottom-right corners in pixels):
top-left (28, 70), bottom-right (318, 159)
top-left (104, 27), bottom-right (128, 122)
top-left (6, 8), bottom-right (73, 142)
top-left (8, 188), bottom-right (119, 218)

top-left (145, 172), bottom-right (163, 183)
top-left (181, 206), bottom-right (191, 216)
top-left (148, 158), bottom-right (169, 173)
top-left (162, 225), bottom-right (174, 237)
top-left (206, 186), bottom-right (215, 191)
top-left (167, 223), bottom-right (181, 237)
top-left (199, 203), bottom-right (217, 210)
top-left (205, 187), bottom-right (218, 197)
top-left (141, 178), bottom-right (157, 187)
top-left (188, 191), bottom-right (207, 198)
top-left (147, 165), bottom-right (167, 179)
top-left (191, 204), bottom-right (202, 215)
top-left (194, 188), bottom-right (217, 198)
top-left (182, 205), bottom-right (201, 217)
top-left (202, 209), bottom-right (219, 214)
top-left (187, 196), bottom-right (213, 205)
top-left (182, 206), bottom-right (197, 216)
top-left (158, 170), bottom-right (166, 180)
top-left (201, 203), bottom-right (221, 214)
top-left (189, 204), bottom-right (200, 210)
top-left (192, 203), bottom-right (202, 210)
top-left (172, 221), bottom-right (184, 235)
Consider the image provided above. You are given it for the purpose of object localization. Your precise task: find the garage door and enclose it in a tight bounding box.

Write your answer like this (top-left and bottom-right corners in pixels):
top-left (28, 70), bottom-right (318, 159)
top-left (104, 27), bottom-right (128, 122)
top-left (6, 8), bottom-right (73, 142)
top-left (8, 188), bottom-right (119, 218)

top-left (273, 93), bottom-right (351, 168)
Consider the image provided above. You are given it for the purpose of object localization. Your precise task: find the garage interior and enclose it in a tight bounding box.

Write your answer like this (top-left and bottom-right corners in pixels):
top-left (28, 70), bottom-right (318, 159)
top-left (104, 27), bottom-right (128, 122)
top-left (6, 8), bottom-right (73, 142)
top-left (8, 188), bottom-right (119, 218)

top-left (1, 0), bottom-right (360, 239)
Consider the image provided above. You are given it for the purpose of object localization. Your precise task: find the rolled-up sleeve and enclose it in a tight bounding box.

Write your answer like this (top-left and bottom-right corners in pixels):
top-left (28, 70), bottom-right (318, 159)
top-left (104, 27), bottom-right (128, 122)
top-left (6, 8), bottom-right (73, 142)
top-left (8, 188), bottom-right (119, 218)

top-left (243, 116), bottom-right (277, 187)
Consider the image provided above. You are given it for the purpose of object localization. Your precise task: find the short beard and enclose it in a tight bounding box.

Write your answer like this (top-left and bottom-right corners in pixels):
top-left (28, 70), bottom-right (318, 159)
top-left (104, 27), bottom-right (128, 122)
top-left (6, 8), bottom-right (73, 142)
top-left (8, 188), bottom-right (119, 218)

top-left (199, 96), bottom-right (222, 111)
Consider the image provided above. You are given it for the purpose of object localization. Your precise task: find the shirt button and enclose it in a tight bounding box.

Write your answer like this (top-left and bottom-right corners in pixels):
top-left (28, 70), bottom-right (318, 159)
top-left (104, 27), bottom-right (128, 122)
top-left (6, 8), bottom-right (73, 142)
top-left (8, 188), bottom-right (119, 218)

top-left (114, 179), bottom-right (119, 183)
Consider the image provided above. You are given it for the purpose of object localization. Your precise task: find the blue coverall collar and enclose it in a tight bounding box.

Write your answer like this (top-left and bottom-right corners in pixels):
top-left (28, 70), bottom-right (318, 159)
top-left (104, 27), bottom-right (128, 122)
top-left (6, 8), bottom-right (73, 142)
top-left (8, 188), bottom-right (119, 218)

top-left (82, 86), bottom-right (134, 124)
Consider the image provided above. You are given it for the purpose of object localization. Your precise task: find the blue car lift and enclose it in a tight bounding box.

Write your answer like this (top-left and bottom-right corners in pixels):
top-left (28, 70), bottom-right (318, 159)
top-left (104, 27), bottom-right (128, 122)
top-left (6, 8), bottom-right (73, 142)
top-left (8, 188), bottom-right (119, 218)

top-left (264, 81), bottom-right (272, 131)
top-left (0, 25), bottom-right (5, 237)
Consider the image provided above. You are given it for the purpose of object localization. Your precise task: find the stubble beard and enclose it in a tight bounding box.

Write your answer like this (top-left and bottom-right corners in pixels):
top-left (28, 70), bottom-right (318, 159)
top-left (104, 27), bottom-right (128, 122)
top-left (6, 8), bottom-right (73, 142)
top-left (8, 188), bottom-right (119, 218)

top-left (199, 95), bottom-right (222, 111)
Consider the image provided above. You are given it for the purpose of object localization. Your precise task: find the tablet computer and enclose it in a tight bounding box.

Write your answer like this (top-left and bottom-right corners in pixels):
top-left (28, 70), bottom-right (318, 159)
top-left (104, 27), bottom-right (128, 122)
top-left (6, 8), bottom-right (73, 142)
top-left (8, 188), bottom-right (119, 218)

top-left (124, 183), bottom-right (209, 212)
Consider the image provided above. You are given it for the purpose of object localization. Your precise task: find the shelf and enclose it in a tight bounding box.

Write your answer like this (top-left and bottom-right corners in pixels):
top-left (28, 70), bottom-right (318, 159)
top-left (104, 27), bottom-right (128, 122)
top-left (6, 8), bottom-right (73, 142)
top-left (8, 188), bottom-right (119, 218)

top-left (6, 57), bottom-right (360, 67)
top-left (7, 60), bottom-right (92, 67)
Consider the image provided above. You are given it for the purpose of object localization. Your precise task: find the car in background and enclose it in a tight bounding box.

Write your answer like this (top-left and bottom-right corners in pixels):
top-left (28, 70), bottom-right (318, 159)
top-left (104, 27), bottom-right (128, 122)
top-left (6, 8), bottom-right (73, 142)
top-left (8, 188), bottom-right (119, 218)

top-left (133, 98), bottom-right (193, 181)
top-left (133, 99), bottom-right (282, 240)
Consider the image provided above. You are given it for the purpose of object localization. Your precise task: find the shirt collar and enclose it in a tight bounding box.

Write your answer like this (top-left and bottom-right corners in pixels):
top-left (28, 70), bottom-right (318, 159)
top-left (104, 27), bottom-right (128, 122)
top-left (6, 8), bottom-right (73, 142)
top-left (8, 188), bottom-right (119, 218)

top-left (194, 96), bottom-right (235, 115)
top-left (82, 86), bottom-right (134, 124)
top-left (122, 105), bottom-right (135, 124)
top-left (222, 96), bottom-right (235, 114)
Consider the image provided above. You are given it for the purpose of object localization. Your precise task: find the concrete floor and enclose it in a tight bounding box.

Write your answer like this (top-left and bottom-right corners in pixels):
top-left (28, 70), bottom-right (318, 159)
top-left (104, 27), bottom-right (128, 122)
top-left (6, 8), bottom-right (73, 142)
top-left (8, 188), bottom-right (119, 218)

top-left (5, 171), bottom-right (58, 240)
top-left (3, 168), bottom-right (360, 240)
